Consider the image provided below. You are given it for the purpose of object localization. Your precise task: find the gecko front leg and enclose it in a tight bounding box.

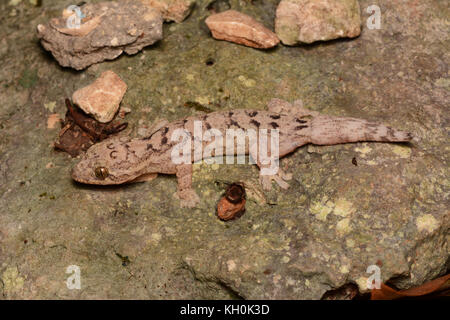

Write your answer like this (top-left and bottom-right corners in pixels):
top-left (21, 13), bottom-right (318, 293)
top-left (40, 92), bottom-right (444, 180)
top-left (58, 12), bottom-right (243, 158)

top-left (175, 163), bottom-right (200, 208)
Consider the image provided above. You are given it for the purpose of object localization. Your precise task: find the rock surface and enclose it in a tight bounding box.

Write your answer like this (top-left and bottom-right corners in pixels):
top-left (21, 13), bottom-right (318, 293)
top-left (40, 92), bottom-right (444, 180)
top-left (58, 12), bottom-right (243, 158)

top-left (36, 1), bottom-right (163, 70)
top-left (72, 71), bottom-right (127, 123)
top-left (206, 10), bottom-right (279, 49)
top-left (275, 0), bottom-right (361, 45)
top-left (140, 0), bottom-right (195, 23)
top-left (0, 0), bottom-right (448, 299)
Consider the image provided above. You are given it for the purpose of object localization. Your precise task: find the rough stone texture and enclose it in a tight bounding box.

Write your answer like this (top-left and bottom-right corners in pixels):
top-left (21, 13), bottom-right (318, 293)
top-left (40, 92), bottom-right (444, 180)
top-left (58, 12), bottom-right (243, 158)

top-left (206, 10), bottom-right (279, 49)
top-left (72, 71), bottom-right (127, 123)
top-left (275, 0), bottom-right (361, 45)
top-left (36, 1), bottom-right (163, 70)
top-left (0, 0), bottom-right (448, 299)
top-left (140, 0), bottom-right (195, 23)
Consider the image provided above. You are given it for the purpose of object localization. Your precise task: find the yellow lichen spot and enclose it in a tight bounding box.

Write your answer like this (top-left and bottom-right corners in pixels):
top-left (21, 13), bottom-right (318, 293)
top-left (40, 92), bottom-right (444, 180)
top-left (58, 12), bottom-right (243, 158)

top-left (346, 238), bottom-right (355, 248)
top-left (392, 145), bottom-right (411, 158)
top-left (355, 276), bottom-right (369, 292)
top-left (340, 265), bottom-right (350, 274)
top-left (2, 267), bottom-right (24, 294)
top-left (44, 101), bottom-right (56, 112)
top-left (434, 77), bottom-right (450, 88)
top-left (334, 198), bottom-right (355, 217)
top-left (195, 96), bottom-right (209, 105)
top-left (310, 200), bottom-right (334, 221)
top-left (336, 218), bottom-right (352, 235)
top-left (354, 144), bottom-right (372, 158)
top-left (282, 256), bottom-right (290, 263)
top-left (237, 75), bottom-right (256, 87)
top-left (244, 79), bottom-right (256, 87)
top-left (151, 233), bottom-right (162, 242)
top-left (186, 74), bottom-right (195, 81)
top-left (416, 214), bottom-right (439, 234)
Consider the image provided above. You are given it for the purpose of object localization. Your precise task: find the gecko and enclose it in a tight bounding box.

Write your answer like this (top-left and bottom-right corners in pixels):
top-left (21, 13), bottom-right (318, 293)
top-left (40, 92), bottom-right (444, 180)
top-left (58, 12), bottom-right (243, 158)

top-left (72, 98), bottom-right (412, 208)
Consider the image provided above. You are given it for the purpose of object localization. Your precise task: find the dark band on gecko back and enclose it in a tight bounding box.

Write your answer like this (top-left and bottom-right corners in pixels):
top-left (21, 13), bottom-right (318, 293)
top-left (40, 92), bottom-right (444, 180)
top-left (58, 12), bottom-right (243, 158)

top-left (230, 119), bottom-right (241, 128)
top-left (270, 122), bottom-right (279, 129)
top-left (250, 119), bottom-right (260, 128)
top-left (296, 118), bottom-right (308, 124)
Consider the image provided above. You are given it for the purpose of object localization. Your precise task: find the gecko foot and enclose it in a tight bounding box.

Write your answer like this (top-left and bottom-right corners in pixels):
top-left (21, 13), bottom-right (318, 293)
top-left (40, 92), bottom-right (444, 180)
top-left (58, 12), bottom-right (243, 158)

top-left (175, 189), bottom-right (200, 208)
top-left (259, 169), bottom-right (293, 191)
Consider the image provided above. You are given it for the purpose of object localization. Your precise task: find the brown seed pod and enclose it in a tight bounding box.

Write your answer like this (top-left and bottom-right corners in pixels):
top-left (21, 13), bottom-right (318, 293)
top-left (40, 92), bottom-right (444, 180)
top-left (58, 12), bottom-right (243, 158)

top-left (217, 183), bottom-right (246, 221)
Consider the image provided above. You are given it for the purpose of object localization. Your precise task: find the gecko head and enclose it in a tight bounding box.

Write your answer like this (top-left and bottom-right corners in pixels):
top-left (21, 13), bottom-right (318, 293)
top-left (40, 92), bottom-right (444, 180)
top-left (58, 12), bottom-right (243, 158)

top-left (72, 136), bottom-right (150, 185)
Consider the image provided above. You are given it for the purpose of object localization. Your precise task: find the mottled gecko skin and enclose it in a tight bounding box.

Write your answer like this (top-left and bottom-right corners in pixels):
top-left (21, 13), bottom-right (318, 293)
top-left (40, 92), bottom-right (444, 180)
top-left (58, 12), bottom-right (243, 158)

top-left (72, 99), bottom-right (412, 207)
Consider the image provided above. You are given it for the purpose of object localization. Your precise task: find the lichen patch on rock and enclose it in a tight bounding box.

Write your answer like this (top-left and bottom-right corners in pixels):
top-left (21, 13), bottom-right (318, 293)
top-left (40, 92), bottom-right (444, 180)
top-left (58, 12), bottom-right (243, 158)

top-left (416, 214), bottom-right (440, 234)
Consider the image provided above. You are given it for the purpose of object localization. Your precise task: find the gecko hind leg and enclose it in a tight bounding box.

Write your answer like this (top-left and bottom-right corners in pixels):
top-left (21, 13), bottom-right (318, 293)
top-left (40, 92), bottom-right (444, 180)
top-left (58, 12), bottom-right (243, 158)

top-left (249, 144), bottom-right (293, 191)
top-left (259, 169), bottom-right (293, 191)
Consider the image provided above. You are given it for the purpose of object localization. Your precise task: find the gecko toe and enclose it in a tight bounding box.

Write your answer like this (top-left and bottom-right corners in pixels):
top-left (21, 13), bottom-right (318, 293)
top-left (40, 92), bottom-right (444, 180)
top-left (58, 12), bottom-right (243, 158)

top-left (259, 176), bottom-right (273, 191)
top-left (259, 169), bottom-right (291, 191)
top-left (274, 176), bottom-right (290, 189)
top-left (176, 189), bottom-right (200, 208)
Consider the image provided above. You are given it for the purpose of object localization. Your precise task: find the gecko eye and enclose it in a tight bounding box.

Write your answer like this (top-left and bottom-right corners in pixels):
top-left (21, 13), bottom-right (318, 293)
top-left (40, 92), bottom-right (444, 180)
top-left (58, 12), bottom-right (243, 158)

top-left (94, 167), bottom-right (109, 180)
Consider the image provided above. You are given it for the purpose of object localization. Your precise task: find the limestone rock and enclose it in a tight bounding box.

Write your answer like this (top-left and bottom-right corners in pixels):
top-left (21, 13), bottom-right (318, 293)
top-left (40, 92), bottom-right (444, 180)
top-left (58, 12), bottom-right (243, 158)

top-left (140, 0), bottom-right (195, 23)
top-left (205, 10), bottom-right (279, 49)
top-left (37, 1), bottom-right (163, 70)
top-left (72, 71), bottom-right (127, 123)
top-left (275, 0), bottom-right (361, 45)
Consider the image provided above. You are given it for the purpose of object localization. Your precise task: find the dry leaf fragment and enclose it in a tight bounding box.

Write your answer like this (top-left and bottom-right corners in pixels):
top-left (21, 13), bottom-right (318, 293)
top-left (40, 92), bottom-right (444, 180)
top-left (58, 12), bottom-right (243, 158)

top-left (371, 273), bottom-right (450, 300)
top-left (54, 99), bottom-right (128, 157)
top-left (217, 183), bottom-right (246, 221)
top-left (205, 10), bottom-right (280, 49)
